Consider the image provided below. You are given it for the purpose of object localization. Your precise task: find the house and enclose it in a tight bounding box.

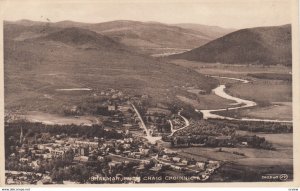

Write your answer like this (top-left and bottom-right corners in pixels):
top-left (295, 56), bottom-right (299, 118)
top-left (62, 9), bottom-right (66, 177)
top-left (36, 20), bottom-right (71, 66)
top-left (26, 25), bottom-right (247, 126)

top-left (118, 105), bottom-right (131, 112)
top-left (97, 156), bottom-right (105, 162)
top-left (205, 168), bottom-right (214, 175)
top-left (124, 160), bottom-right (130, 165)
top-left (41, 175), bottom-right (53, 184)
top-left (37, 144), bottom-right (46, 150)
top-left (139, 148), bottom-right (150, 156)
top-left (75, 140), bottom-right (98, 148)
top-left (135, 155), bottom-right (141, 159)
top-left (108, 105), bottom-right (116, 111)
top-left (136, 165), bottom-right (145, 171)
top-left (77, 147), bottom-right (89, 156)
top-left (50, 149), bottom-right (66, 158)
top-left (124, 138), bottom-right (133, 143)
top-left (42, 153), bottom-right (52, 159)
top-left (172, 157), bottom-right (181, 163)
top-left (74, 156), bottom-right (89, 163)
top-left (30, 160), bottom-right (40, 170)
top-left (196, 162), bottom-right (205, 170)
top-left (141, 160), bottom-right (151, 165)
top-left (122, 151), bottom-right (131, 156)
top-left (149, 166), bottom-right (162, 172)
top-left (19, 158), bottom-right (29, 163)
top-left (162, 155), bottom-right (170, 161)
top-left (108, 161), bottom-right (122, 169)
top-left (181, 160), bottom-right (188, 165)
top-left (171, 165), bottom-right (182, 171)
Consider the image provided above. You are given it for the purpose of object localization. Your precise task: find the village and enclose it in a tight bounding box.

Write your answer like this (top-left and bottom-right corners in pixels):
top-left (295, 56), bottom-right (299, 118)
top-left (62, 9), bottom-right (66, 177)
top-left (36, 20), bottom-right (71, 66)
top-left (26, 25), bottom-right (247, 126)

top-left (5, 88), bottom-right (222, 184)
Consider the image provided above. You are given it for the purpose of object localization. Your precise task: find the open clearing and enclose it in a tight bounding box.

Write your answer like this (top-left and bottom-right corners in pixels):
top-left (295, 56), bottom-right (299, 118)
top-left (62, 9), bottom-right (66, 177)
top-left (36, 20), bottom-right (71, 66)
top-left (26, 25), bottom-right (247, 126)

top-left (176, 94), bottom-right (235, 110)
top-left (21, 111), bottom-right (101, 126)
top-left (237, 102), bottom-right (292, 121)
top-left (236, 131), bottom-right (293, 147)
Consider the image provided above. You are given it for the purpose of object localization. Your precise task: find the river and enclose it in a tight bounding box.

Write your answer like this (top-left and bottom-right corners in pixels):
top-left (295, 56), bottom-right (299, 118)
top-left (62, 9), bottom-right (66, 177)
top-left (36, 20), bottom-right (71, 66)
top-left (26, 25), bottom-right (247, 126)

top-left (198, 76), bottom-right (292, 123)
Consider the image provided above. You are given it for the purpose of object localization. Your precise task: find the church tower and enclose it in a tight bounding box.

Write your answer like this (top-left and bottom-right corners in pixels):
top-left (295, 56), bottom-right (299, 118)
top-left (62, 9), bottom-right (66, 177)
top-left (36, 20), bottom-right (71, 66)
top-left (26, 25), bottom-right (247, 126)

top-left (20, 127), bottom-right (23, 144)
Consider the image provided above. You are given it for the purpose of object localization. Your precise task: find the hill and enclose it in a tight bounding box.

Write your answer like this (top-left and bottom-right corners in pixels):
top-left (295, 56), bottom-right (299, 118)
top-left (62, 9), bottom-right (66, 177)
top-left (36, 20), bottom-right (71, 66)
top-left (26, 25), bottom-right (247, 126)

top-left (4, 23), bottom-right (218, 114)
top-left (170, 24), bottom-right (292, 66)
top-left (39, 27), bottom-right (125, 50)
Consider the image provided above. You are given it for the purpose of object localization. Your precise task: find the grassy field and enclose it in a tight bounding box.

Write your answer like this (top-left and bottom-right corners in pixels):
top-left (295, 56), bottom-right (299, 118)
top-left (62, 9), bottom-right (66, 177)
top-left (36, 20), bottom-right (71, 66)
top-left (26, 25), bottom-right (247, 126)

top-left (21, 111), bottom-right (103, 126)
top-left (226, 80), bottom-right (292, 103)
top-left (239, 102), bottom-right (292, 120)
top-left (176, 94), bottom-right (235, 110)
top-left (168, 59), bottom-right (292, 78)
top-left (215, 102), bottom-right (292, 121)
top-left (236, 130), bottom-right (293, 147)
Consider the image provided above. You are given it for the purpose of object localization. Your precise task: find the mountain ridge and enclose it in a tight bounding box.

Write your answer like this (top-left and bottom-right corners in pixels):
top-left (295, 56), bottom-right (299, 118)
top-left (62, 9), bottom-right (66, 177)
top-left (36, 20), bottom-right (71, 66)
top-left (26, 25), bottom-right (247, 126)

top-left (170, 24), bottom-right (292, 66)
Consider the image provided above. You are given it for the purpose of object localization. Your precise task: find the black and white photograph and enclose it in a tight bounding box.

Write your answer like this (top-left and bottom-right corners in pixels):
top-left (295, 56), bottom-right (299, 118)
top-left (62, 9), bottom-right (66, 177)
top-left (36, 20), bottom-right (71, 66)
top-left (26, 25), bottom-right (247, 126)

top-left (0, 0), bottom-right (299, 186)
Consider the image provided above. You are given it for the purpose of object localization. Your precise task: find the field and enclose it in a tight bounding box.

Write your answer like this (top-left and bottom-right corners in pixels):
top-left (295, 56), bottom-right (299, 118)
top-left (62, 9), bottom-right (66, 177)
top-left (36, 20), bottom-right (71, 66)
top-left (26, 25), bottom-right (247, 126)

top-left (226, 80), bottom-right (292, 103)
top-left (176, 94), bottom-right (235, 110)
top-left (168, 59), bottom-right (291, 78)
top-left (20, 111), bottom-right (102, 126)
top-left (239, 102), bottom-right (292, 120)
top-left (236, 130), bottom-right (293, 147)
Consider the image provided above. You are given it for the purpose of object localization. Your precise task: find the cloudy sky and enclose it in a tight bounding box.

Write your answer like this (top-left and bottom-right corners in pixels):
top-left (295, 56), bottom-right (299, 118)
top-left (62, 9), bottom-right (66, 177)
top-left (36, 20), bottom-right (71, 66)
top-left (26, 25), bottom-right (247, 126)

top-left (1, 0), bottom-right (293, 29)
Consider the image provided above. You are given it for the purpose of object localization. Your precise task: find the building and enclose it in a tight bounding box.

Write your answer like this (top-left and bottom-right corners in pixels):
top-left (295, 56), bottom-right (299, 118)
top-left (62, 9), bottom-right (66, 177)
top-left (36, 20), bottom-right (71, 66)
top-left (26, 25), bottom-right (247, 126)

top-left (50, 149), bottom-right (65, 158)
top-left (19, 158), bottom-right (29, 163)
top-left (74, 156), bottom-right (89, 163)
top-left (78, 147), bottom-right (89, 156)
top-left (108, 105), bottom-right (116, 111)
top-left (172, 157), bottom-right (181, 163)
top-left (75, 140), bottom-right (99, 148)
top-left (195, 162), bottom-right (205, 170)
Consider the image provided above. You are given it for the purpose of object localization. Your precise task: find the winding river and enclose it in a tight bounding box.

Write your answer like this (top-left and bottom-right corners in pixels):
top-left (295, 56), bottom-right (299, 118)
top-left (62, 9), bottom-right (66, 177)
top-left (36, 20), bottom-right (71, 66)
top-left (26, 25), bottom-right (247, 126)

top-left (198, 76), bottom-right (292, 123)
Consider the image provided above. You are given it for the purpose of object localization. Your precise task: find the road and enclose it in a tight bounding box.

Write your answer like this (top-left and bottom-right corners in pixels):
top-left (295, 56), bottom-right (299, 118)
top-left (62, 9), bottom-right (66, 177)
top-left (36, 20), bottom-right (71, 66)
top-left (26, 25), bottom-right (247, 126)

top-left (169, 110), bottom-right (190, 136)
top-left (131, 104), bottom-right (161, 144)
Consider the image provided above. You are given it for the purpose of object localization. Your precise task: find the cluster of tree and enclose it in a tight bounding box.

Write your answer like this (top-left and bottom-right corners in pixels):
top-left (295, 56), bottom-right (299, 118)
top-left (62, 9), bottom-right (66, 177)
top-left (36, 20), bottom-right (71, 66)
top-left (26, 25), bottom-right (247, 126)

top-left (209, 119), bottom-right (293, 133)
top-left (168, 102), bottom-right (203, 120)
top-left (5, 121), bottom-right (124, 146)
top-left (171, 135), bottom-right (233, 148)
top-left (171, 134), bottom-right (274, 150)
top-left (235, 135), bottom-right (274, 150)
top-left (247, 73), bottom-right (292, 82)
top-left (174, 120), bottom-right (235, 137)
top-left (5, 160), bottom-right (34, 172)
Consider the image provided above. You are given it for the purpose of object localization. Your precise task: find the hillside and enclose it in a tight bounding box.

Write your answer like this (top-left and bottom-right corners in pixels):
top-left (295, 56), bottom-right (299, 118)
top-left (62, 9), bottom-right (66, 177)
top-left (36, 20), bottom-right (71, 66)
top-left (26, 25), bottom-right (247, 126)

top-left (4, 23), bottom-right (218, 114)
top-left (170, 24), bottom-right (292, 66)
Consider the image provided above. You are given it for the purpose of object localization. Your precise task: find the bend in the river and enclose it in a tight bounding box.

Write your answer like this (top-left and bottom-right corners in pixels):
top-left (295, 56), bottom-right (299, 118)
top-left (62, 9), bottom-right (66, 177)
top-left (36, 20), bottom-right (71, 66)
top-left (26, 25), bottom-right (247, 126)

top-left (199, 76), bottom-right (292, 123)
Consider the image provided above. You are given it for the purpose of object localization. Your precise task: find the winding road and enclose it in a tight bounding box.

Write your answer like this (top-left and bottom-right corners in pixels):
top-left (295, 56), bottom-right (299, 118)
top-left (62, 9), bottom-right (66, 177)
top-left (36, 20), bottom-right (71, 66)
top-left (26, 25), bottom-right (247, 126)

top-left (169, 110), bottom-right (190, 136)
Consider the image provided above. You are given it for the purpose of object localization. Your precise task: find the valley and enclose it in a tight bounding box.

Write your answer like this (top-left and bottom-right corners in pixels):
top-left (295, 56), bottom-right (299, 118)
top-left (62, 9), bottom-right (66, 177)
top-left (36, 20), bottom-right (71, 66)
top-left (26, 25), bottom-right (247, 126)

top-left (4, 20), bottom-right (293, 184)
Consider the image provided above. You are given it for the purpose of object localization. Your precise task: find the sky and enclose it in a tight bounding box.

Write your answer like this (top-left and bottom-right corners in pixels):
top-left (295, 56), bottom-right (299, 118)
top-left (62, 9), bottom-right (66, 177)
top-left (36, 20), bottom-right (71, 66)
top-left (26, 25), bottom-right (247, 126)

top-left (0, 0), bottom-right (294, 29)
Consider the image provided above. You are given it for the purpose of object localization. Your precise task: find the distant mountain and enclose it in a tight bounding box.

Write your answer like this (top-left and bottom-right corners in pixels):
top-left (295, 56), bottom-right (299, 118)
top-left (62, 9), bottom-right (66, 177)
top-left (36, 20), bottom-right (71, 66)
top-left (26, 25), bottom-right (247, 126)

top-left (5, 20), bottom-right (231, 55)
top-left (56, 20), bottom-right (214, 54)
top-left (172, 23), bottom-right (236, 39)
top-left (170, 24), bottom-right (292, 66)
